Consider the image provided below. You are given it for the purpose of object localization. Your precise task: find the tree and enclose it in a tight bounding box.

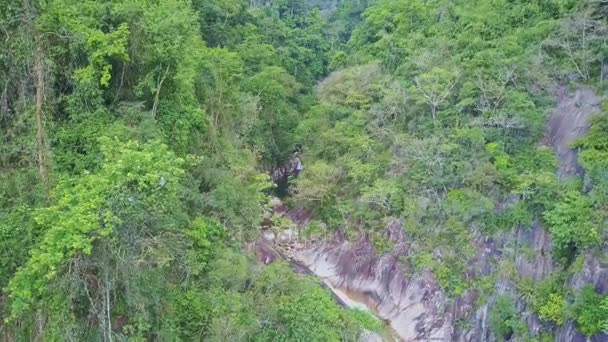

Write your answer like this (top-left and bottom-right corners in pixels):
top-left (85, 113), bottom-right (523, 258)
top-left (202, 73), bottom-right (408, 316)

top-left (544, 9), bottom-right (608, 81)
top-left (412, 67), bottom-right (457, 124)
top-left (350, 0), bottom-right (432, 70)
top-left (489, 295), bottom-right (526, 341)
top-left (543, 191), bottom-right (600, 260)
top-left (244, 66), bottom-right (301, 161)
top-left (571, 286), bottom-right (608, 337)
top-left (6, 138), bottom-right (187, 340)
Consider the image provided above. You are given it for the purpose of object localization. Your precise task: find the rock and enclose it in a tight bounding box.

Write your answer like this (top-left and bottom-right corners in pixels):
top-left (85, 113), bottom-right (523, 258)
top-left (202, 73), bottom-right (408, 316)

top-left (459, 87), bottom-right (603, 342)
top-left (580, 251), bottom-right (608, 294)
top-left (261, 230), bottom-right (276, 244)
top-left (294, 229), bottom-right (453, 341)
top-left (251, 240), bottom-right (281, 265)
top-left (268, 197), bottom-right (282, 208)
top-left (277, 228), bottom-right (297, 244)
top-left (359, 330), bottom-right (384, 342)
top-left (546, 86), bottom-right (600, 178)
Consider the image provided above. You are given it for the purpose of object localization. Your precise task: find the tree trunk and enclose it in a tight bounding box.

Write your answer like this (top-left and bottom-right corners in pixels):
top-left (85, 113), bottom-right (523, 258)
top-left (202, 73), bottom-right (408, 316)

top-left (103, 272), bottom-right (113, 342)
top-left (151, 64), bottom-right (170, 120)
top-left (34, 34), bottom-right (48, 186)
top-left (22, 0), bottom-right (49, 187)
top-left (34, 310), bottom-right (47, 342)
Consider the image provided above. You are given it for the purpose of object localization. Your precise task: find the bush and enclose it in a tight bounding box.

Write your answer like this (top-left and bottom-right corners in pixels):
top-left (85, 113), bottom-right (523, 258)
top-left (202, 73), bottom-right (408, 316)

top-left (543, 191), bottom-right (600, 260)
top-left (571, 285), bottom-right (608, 337)
top-left (490, 295), bottom-right (527, 341)
top-left (527, 275), bottom-right (568, 326)
top-left (575, 112), bottom-right (608, 206)
top-left (538, 293), bottom-right (567, 325)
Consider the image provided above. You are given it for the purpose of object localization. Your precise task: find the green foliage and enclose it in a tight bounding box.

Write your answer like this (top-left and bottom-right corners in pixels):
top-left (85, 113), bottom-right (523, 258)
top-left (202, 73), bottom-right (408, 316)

top-left (0, 169), bottom-right (44, 289)
top-left (538, 292), bottom-right (567, 325)
top-left (445, 189), bottom-right (494, 223)
top-left (244, 66), bottom-right (301, 160)
top-left (292, 161), bottom-right (342, 221)
top-left (543, 6), bottom-right (608, 81)
top-left (575, 112), bottom-right (608, 206)
top-left (410, 67), bottom-right (458, 124)
top-left (432, 261), bottom-right (468, 297)
top-left (489, 295), bottom-right (527, 341)
top-left (529, 332), bottom-right (557, 342)
top-left (543, 191), bottom-right (600, 260)
top-left (200, 259), bottom-right (379, 341)
top-left (348, 309), bottom-right (384, 332)
top-left (350, 0), bottom-right (432, 70)
top-left (524, 275), bottom-right (568, 326)
top-left (570, 285), bottom-right (608, 337)
top-left (185, 217), bottom-right (224, 277)
top-left (192, 0), bottom-right (249, 47)
top-left (1, 0), bottom-right (358, 339)
top-left (7, 138), bottom-right (185, 320)
top-left (52, 113), bottom-right (138, 174)
top-left (170, 288), bottom-right (210, 339)
top-left (2, 0), bottom-right (608, 339)
top-left (603, 297), bottom-right (608, 332)
top-left (318, 63), bottom-right (388, 109)
top-left (277, 286), bottom-right (357, 341)
top-left (492, 145), bottom-right (559, 210)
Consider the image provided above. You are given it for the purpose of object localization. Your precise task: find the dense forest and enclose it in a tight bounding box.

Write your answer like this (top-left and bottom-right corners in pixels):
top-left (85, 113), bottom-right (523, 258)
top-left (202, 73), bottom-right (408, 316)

top-left (0, 0), bottom-right (607, 341)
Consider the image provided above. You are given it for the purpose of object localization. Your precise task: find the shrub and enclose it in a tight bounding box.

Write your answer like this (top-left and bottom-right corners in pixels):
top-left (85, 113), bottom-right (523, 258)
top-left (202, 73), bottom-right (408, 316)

top-left (538, 293), bottom-right (566, 325)
top-left (543, 191), bottom-right (600, 260)
top-left (490, 295), bottom-right (527, 341)
top-left (571, 285), bottom-right (608, 337)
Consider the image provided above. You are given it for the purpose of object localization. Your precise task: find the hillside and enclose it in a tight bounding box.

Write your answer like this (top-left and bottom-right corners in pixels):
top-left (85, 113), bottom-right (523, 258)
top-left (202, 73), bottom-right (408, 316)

top-left (1, 0), bottom-right (607, 341)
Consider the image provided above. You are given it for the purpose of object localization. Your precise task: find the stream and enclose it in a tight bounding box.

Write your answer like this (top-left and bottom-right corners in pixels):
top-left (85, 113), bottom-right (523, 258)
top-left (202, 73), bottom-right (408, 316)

top-left (287, 256), bottom-right (400, 341)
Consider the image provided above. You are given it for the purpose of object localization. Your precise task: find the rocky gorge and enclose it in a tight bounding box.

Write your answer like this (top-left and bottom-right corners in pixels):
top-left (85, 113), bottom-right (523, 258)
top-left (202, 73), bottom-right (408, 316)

top-left (254, 87), bottom-right (608, 341)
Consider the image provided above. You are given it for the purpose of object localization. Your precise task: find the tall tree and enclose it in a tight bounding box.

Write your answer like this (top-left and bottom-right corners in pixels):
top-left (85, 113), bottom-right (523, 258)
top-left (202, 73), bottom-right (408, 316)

top-left (21, 0), bottom-right (49, 187)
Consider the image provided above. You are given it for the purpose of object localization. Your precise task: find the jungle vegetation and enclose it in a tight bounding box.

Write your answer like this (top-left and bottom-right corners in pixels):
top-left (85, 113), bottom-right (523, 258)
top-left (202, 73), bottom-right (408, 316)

top-left (0, 0), bottom-right (607, 340)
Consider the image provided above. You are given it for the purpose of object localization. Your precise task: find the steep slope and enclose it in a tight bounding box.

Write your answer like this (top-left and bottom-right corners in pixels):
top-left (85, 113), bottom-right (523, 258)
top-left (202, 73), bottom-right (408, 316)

top-left (264, 87), bottom-right (606, 340)
top-left (547, 87), bottom-right (601, 178)
top-left (278, 0), bottom-right (608, 340)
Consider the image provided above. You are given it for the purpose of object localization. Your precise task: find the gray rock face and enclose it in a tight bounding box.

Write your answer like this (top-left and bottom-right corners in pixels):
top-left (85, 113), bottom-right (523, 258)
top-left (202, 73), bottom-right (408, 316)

top-left (360, 330), bottom-right (385, 342)
top-left (581, 252), bottom-right (608, 294)
top-left (544, 87), bottom-right (608, 341)
top-left (261, 230), bottom-right (276, 243)
top-left (293, 222), bottom-right (605, 341)
top-left (546, 86), bottom-right (601, 178)
top-left (461, 87), bottom-right (605, 342)
top-left (277, 228), bottom-right (297, 244)
top-left (250, 240), bottom-right (281, 265)
top-left (294, 225), bottom-right (453, 341)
